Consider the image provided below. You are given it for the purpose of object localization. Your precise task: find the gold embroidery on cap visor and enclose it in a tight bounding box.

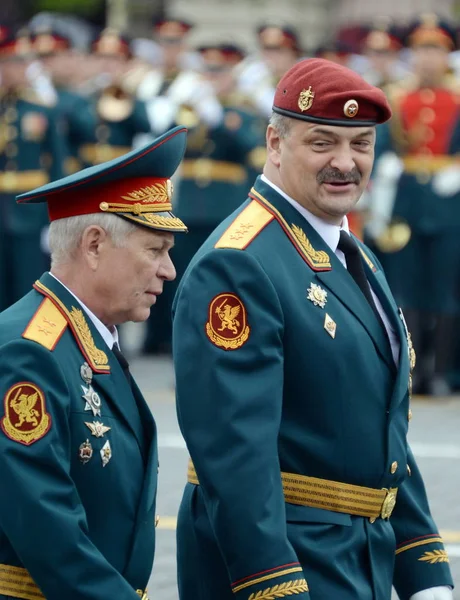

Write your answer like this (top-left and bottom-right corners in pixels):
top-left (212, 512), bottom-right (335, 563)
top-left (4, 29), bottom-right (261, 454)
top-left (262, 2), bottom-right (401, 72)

top-left (344, 99), bottom-right (359, 118)
top-left (97, 180), bottom-right (187, 232)
top-left (298, 86), bottom-right (315, 112)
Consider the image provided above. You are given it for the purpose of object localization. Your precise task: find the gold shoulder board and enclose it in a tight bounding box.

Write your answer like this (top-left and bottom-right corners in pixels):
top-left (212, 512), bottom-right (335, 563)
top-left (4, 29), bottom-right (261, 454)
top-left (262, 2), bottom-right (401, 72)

top-left (215, 200), bottom-right (274, 250)
top-left (22, 297), bottom-right (68, 350)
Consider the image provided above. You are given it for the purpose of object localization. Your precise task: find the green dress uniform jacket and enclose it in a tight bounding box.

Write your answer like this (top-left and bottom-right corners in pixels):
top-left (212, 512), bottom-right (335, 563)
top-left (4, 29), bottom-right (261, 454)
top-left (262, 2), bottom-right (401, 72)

top-left (173, 177), bottom-right (453, 600)
top-left (0, 272), bottom-right (157, 600)
top-left (0, 93), bottom-right (66, 310)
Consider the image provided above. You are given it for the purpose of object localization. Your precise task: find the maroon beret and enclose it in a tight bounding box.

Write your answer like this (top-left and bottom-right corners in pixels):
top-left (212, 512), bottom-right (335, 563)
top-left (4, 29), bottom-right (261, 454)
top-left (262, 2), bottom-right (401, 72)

top-left (273, 58), bottom-right (392, 126)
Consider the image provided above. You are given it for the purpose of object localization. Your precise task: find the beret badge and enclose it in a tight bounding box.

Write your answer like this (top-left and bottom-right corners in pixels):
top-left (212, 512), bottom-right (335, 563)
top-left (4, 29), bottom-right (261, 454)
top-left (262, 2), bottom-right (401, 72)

top-left (344, 99), bottom-right (359, 118)
top-left (298, 86), bottom-right (315, 112)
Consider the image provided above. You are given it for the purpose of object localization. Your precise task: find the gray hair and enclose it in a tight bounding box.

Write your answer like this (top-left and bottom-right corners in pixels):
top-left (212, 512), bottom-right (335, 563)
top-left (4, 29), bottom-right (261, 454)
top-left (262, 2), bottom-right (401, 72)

top-left (48, 213), bottom-right (138, 268)
top-left (269, 112), bottom-right (294, 138)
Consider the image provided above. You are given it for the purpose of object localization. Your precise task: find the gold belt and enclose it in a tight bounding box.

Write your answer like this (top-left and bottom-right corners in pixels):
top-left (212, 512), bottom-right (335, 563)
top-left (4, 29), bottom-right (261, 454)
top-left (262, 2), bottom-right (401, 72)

top-left (402, 155), bottom-right (460, 175)
top-left (181, 159), bottom-right (247, 184)
top-left (0, 564), bottom-right (148, 600)
top-left (0, 170), bottom-right (49, 193)
top-left (0, 564), bottom-right (43, 600)
top-left (79, 143), bottom-right (132, 165)
top-left (187, 461), bottom-right (398, 521)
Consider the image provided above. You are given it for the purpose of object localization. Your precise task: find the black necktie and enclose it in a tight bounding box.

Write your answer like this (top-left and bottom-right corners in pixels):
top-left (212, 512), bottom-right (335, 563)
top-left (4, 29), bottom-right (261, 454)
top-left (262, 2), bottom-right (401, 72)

top-left (112, 344), bottom-right (150, 461)
top-left (112, 344), bottom-right (132, 385)
top-left (337, 231), bottom-right (383, 325)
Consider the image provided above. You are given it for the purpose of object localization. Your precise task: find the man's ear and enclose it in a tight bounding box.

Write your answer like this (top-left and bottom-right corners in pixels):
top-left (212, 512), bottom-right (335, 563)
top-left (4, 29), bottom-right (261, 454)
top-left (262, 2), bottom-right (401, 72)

top-left (81, 226), bottom-right (108, 271)
top-left (266, 125), bottom-right (282, 168)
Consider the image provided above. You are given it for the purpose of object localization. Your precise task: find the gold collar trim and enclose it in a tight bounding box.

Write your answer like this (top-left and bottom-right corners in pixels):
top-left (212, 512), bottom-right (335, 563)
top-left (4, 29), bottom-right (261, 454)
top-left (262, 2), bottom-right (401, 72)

top-left (250, 188), bottom-right (332, 271)
top-left (34, 281), bottom-right (110, 373)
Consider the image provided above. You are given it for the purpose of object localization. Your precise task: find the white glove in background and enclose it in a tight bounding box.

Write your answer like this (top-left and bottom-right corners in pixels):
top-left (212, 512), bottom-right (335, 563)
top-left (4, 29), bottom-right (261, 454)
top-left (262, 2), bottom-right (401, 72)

top-left (432, 165), bottom-right (460, 197)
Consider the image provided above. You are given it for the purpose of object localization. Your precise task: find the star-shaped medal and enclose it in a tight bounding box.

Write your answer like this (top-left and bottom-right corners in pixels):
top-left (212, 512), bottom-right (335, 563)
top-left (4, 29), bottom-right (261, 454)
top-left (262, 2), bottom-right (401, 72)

top-left (84, 421), bottom-right (111, 438)
top-left (81, 385), bottom-right (102, 417)
top-left (307, 283), bottom-right (328, 308)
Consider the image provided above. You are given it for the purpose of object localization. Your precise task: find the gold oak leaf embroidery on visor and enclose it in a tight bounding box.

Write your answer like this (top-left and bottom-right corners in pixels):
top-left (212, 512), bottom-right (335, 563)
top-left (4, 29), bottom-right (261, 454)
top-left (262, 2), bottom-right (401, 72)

top-left (205, 293), bottom-right (250, 350)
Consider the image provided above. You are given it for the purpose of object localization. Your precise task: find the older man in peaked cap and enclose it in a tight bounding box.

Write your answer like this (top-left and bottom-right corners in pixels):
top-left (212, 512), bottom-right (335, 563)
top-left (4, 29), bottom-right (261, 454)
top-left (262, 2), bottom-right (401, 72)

top-left (173, 59), bottom-right (453, 600)
top-left (0, 127), bottom-right (187, 600)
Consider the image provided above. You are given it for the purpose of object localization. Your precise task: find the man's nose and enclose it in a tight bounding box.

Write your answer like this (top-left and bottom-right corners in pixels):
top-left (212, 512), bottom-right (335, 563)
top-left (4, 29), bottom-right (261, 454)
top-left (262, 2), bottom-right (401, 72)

top-left (328, 147), bottom-right (356, 174)
top-left (159, 253), bottom-right (176, 281)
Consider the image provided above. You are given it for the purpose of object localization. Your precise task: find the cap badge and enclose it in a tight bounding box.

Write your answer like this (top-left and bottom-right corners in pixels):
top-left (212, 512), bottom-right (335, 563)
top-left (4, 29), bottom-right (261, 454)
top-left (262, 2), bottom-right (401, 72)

top-left (344, 99), bottom-right (359, 118)
top-left (298, 86), bottom-right (315, 112)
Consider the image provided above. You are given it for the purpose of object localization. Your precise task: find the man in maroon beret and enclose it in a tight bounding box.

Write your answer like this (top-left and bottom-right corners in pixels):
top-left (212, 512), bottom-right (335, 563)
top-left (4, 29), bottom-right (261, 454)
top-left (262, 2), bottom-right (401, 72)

top-left (172, 58), bottom-right (453, 600)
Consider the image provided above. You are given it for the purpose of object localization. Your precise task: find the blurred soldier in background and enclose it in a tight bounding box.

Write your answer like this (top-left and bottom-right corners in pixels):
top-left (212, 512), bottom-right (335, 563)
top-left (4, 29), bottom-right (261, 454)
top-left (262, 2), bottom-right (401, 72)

top-left (236, 24), bottom-right (301, 119)
top-left (32, 26), bottom-right (88, 175)
top-left (361, 21), bottom-right (410, 90)
top-left (0, 27), bottom-right (65, 310)
top-left (134, 17), bottom-right (195, 144)
top-left (66, 29), bottom-right (152, 169)
top-left (143, 42), bottom-right (266, 354)
top-left (366, 15), bottom-right (460, 396)
top-left (314, 40), bottom-right (354, 68)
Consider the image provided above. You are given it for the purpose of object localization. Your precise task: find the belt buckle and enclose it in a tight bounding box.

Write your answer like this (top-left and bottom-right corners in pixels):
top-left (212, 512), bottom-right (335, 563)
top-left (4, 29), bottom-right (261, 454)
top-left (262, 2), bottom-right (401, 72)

top-left (380, 488), bottom-right (398, 519)
top-left (136, 590), bottom-right (149, 600)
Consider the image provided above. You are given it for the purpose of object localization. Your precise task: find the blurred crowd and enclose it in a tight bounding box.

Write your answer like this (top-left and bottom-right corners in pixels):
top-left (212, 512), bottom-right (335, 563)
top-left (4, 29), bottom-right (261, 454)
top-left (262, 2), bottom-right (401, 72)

top-left (0, 12), bottom-right (460, 395)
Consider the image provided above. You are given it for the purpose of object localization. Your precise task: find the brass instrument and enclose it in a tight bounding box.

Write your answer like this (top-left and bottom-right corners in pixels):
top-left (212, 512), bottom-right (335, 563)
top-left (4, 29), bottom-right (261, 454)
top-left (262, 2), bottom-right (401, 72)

top-left (96, 83), bottom-right (134, 122)
top-left (373, 219), bottom-right (412, 253)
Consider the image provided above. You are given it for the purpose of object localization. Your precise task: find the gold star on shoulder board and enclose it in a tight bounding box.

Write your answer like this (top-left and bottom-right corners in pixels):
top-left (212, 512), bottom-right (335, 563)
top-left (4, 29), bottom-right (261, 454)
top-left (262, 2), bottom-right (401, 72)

top-left (85, 421), bottom-right (111, 438)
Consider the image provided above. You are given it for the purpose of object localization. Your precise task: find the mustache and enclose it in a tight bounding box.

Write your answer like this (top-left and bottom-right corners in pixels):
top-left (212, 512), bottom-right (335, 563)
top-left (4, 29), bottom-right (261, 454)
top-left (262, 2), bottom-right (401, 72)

top-left (317, 167), bottom-right (361, 185)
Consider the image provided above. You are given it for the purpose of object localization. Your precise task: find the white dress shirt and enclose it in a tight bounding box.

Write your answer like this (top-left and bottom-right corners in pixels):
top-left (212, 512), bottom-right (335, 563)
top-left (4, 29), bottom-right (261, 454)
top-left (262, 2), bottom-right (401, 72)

top-left (261, 175), bottom-right (400, 364)
top-left (50, 273), bottom-right (119, 350)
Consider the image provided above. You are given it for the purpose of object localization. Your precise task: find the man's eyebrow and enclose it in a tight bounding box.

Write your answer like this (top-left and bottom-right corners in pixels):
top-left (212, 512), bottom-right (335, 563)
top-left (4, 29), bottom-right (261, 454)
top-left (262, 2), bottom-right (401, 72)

top-left (309, 127), bottom-right (338, 137)
top-left (307, 127), bottom-right (375, 139)
top-left (352, 129), bottom-right (375, 139)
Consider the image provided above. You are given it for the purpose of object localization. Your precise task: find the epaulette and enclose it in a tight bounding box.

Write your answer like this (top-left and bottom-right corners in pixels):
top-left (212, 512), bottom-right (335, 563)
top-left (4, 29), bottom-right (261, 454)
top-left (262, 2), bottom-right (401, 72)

top-left (215, 200), bottom-right (274, 250)
top-left (33, 281), bottom-right (110, 373)
top-left (22, 297), bottom-right (68, 350)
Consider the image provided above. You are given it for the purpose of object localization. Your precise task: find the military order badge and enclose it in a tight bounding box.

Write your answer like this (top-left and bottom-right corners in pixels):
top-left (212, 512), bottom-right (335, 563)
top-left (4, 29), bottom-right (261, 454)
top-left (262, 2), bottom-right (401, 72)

top-left (205, 293), bottom-right (250, 350)
top-left (307, 283), bottom-right (328, 308)
top-left (1, 383), bottom-right (51, 445)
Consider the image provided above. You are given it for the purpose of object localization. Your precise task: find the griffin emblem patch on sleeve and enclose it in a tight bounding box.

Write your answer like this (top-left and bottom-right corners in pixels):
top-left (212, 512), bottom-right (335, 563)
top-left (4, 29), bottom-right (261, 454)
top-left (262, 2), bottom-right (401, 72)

top-left (205, 293), bottom-right (250, 350)
top-left (1, 383), bottom-right (51, 445)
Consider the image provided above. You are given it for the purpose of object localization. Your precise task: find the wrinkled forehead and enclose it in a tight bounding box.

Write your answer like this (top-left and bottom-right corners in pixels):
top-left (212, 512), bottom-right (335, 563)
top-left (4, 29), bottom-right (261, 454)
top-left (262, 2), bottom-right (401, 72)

top-left (294, 120), bottom-right (376, 140)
